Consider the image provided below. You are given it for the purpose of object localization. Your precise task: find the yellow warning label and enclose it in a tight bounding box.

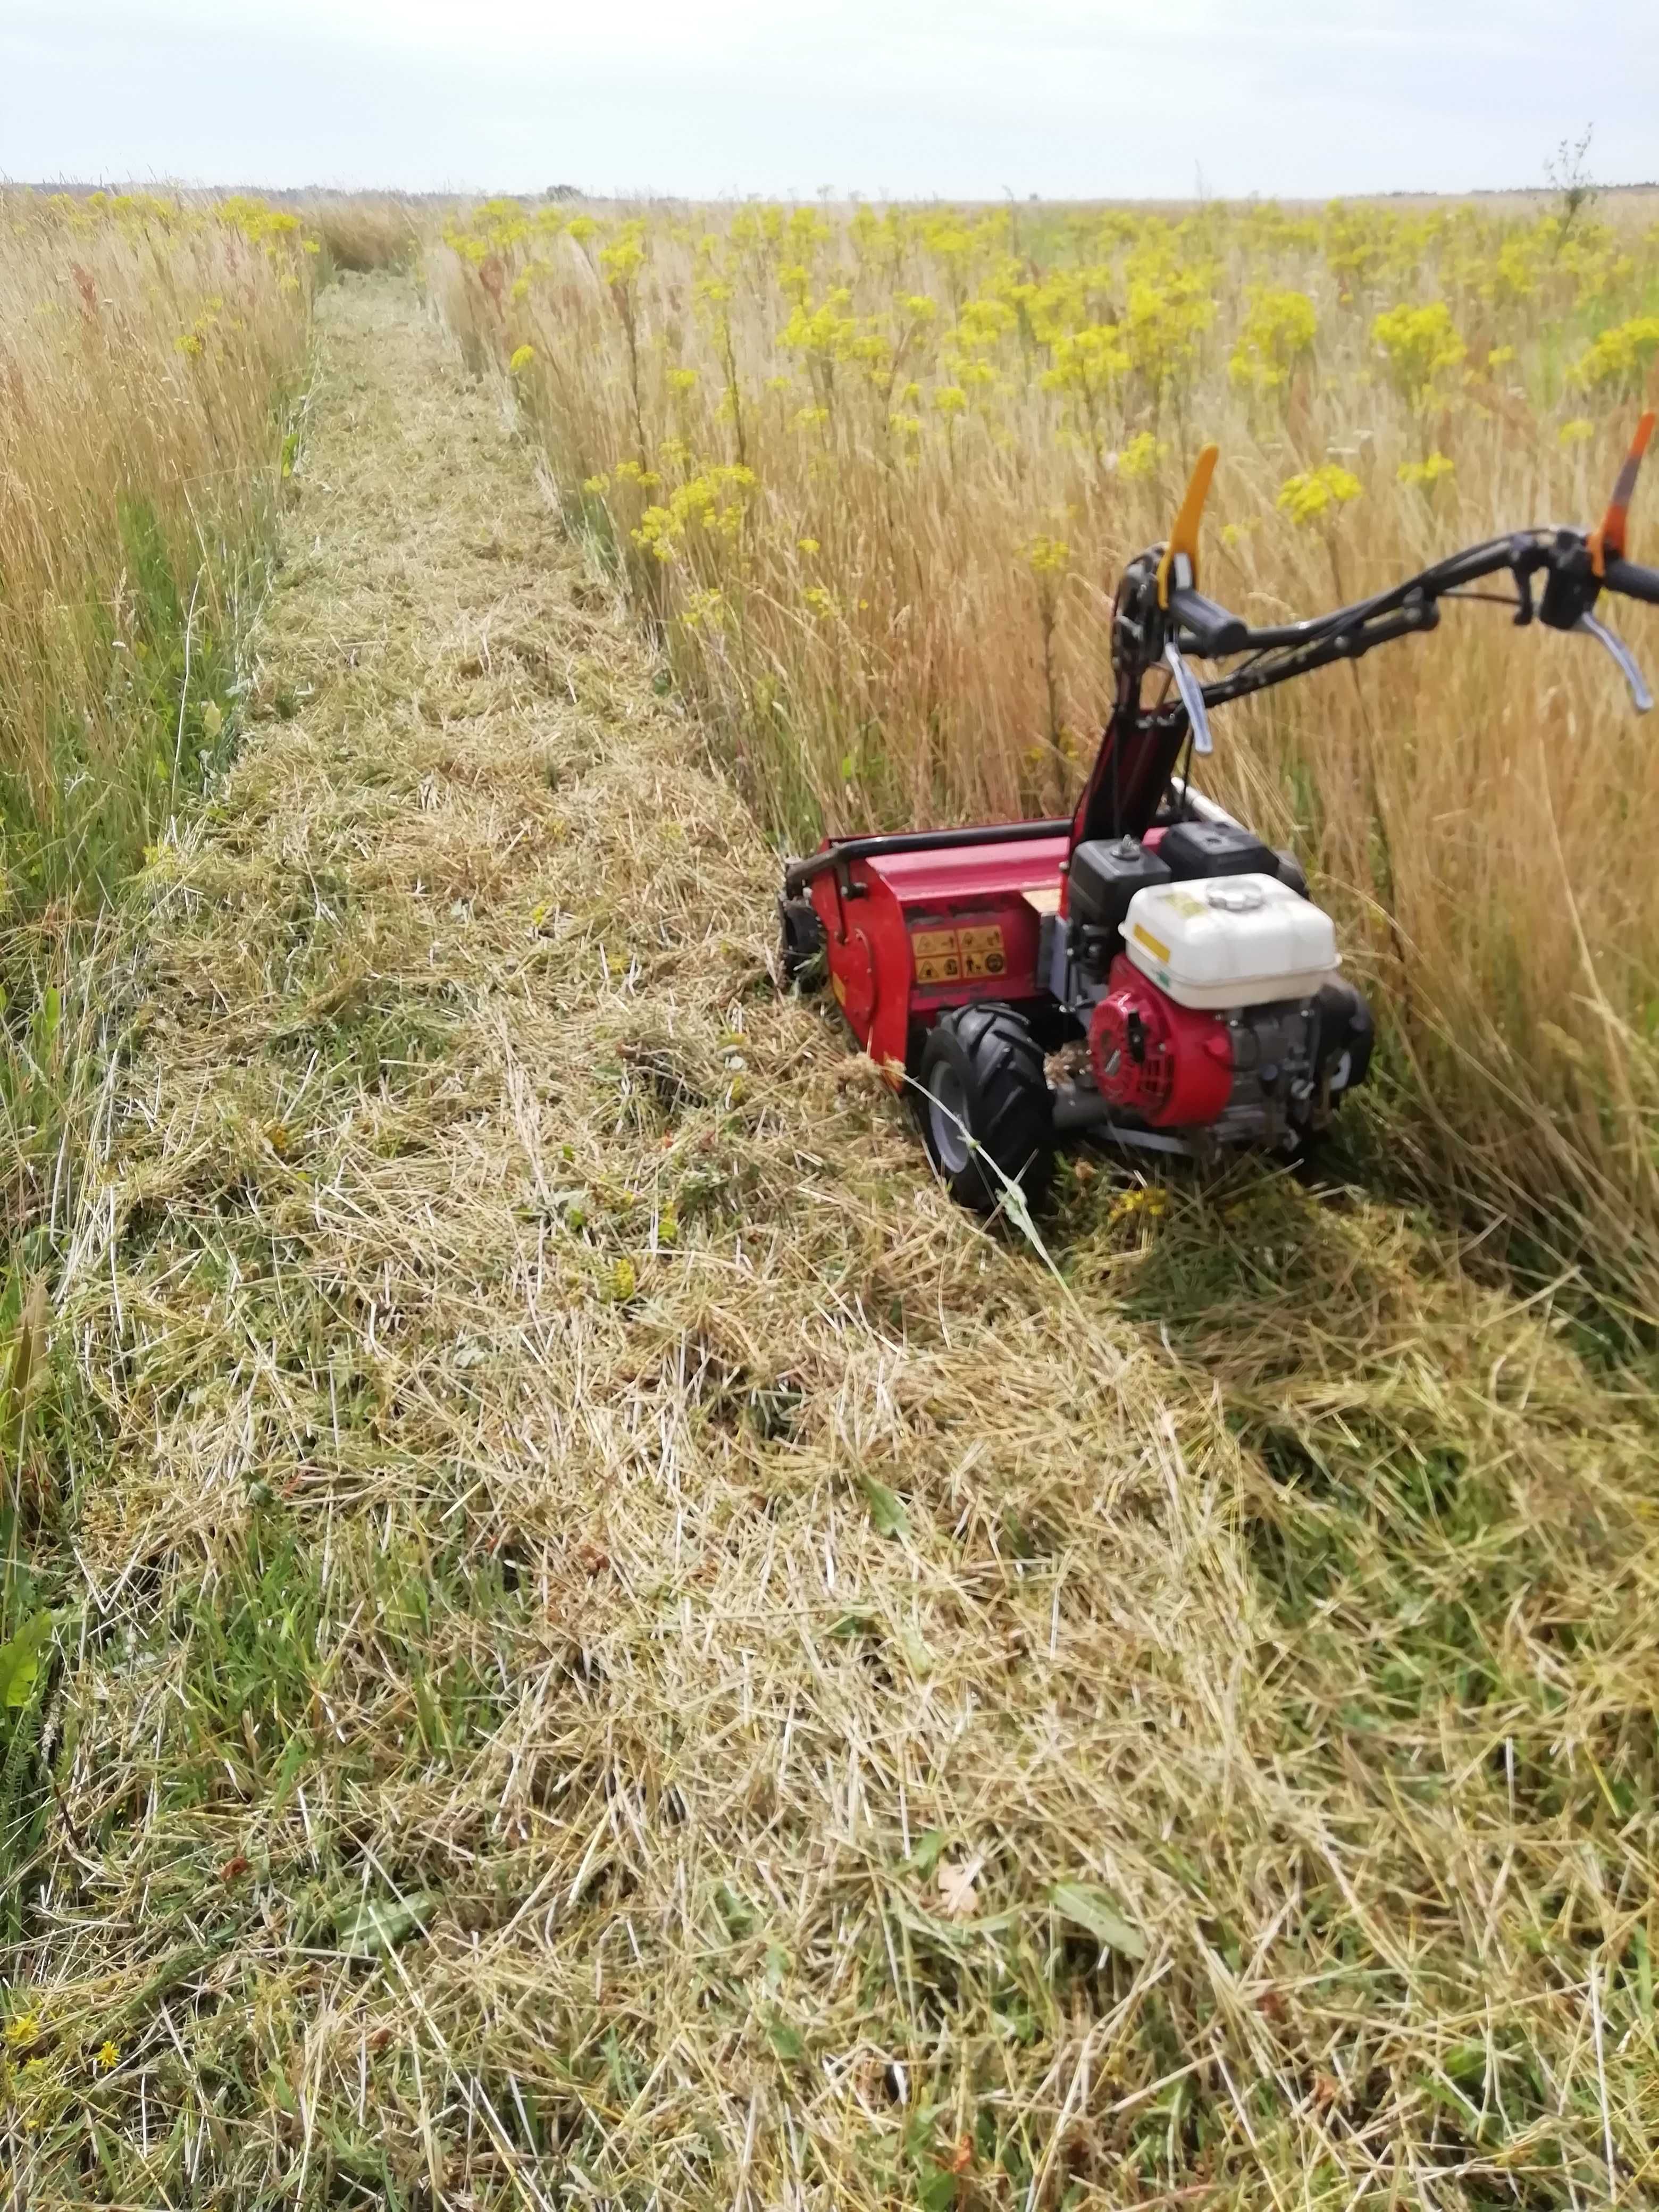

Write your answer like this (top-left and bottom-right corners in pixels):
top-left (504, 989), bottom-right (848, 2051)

top-left (911, 921), bottom-right (1009, 984)
top-left (960, 924), bottom-right (1007, 979)
top-left (1132, 921), bottom-right (1171, 962)
top-left (912, 927), bottom-right (961, 984)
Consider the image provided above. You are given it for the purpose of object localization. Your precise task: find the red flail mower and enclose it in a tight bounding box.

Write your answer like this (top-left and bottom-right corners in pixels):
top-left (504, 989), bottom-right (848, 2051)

top-left (781, 418), bottom-right (1659, 1211)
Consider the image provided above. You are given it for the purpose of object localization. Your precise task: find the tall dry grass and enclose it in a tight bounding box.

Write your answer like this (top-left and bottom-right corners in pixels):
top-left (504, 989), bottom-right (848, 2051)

top-left (434, 193), bottom-right (1659, 1310)
top-left (304, 193), bottom-right (420, 275)
top-left (0, 189), bottom-right (313, 910)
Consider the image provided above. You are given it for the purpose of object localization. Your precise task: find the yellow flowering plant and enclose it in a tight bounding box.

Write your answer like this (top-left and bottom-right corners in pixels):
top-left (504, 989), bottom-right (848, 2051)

top-left (1277, 463), bottom-right (1364, 526)
top-left (1372, 301), bottom-right (1466, 406)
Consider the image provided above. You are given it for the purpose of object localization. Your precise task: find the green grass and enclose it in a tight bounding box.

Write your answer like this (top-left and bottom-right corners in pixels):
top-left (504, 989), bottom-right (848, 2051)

top-left (0, 500), bottom-right (262, 920)
top-left (0, 397), bottom-right (300, 2050)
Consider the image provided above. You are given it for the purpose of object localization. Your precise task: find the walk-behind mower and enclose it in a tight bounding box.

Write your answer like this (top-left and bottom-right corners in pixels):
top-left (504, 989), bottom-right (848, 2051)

top-left (780, 416), bottom-right (1659, 1210)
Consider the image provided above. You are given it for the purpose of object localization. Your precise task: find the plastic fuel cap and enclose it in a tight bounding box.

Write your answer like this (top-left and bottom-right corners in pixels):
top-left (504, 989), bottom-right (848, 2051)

top-left (1206, 882), bottom-right (1267, 912)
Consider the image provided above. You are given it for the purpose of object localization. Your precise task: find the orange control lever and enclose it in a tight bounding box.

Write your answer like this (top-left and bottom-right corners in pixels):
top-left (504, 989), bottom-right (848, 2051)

top-left (1589, 409), bottom-right (1655, 577)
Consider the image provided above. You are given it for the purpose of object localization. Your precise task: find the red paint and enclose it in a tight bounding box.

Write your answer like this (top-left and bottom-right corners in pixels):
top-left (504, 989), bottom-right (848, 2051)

top-left (810, 831), bottom-right (1066, 1075)
top-left (1088, 956), bottom-right (1233, 1126)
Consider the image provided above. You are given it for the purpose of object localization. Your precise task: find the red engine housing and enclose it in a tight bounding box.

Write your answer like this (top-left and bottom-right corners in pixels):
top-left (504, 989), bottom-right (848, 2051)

top-left (1088, 955), bottom-right (1234, 1127)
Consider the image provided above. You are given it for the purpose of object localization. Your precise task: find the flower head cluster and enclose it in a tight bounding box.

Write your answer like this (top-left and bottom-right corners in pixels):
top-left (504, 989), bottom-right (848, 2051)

top-left (1277, 464), bottom-right (1364, 527)
top-left (1372, 302), bottom-right (1466, 405)
top-left (632, 464), bottom-right (758, 563)
top-left (1229, 288), bottom-right (1317, 391)
top-left (1574, 315), bottom-right (1659, 396)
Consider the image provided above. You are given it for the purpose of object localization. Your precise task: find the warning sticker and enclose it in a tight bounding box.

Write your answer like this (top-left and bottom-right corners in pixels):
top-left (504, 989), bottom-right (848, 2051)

top-left (959, 924), bottom-right (1007, 979)
top-left (911, 922), bottom-right (1009, 985)
top-left (911, 928), bottom-right (961, 984)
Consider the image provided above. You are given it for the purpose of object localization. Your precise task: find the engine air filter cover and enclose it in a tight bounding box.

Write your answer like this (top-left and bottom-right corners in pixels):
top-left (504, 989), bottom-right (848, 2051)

top-left (1066, 835), bottom-right (1172, 933)
top-left (1159, 818), bottom-right (1278, 881)
top-left (1122, 873), bottom-right (1340, 1010)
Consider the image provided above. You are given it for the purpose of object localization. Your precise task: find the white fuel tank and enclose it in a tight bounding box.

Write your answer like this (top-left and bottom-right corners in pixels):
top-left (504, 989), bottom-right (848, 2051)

top-left (1121, 874), bottom-right (1339, 1010)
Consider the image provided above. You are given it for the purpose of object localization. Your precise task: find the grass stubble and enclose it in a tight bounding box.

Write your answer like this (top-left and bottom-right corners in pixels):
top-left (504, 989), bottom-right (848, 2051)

top-left (1, 269), bottom-right (1655, 2206)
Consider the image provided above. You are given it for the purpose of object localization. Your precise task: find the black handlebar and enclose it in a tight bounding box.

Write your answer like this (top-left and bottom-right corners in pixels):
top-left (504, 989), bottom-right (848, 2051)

top-left (1131, 525), bottom-right (1656, 717)
top-left (1167, 585), bottom-right (1248, 656)
top-left (1605, 555), bottom-right (1659, 607)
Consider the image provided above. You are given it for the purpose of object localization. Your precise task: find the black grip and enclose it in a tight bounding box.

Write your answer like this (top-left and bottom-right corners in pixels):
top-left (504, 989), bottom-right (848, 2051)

top-left (1604, 556), bottom-right (1659, 608)
top-left (1167, 586), bottom-right (1248, 655)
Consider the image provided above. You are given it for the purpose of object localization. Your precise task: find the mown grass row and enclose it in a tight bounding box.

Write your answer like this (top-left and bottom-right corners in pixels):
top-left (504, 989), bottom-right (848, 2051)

top-left (432, 190), bottom-right (1659, 1323)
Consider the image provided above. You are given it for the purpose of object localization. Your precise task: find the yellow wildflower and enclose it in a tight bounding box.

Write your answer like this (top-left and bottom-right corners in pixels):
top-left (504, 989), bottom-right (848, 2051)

top-left (1116, 430), bottom-right (1167, 481)
top-left (1109, 1186), bottom-right (1170, 1226)
top-left (1229, 287), bottom-right (1316, 390)
top-left (1021, 534), bottom-right (1070, 575)
top-left (1397, 451), bottom-right (1455, 489)
top-left (1573, 315), bottom-right (1659, 396)
top-left (1277, 463), bottom-right (1363, 527)
top-left (1372, 301), bottom-right (1465, 404)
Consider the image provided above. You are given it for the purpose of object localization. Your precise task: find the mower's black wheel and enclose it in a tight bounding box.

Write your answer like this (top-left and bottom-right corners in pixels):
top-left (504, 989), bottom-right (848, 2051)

top-left (778, 895), bottom-right (827, 990)
top-left (917, 1003), bottom-right (1054, 1214)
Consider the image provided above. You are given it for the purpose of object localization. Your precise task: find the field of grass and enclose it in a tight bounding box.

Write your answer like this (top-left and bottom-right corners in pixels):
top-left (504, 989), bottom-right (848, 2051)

top-left (0, 188), bottom-right (312, 2080)
top-left (0, 186), bottom-right (314, 1386)
top-left (433, 192), bottom-right (1659, 1317)
top-left (0, 199), bottom-right (1656, 2210)
top-left (0, 190), bottom-right (313, 912)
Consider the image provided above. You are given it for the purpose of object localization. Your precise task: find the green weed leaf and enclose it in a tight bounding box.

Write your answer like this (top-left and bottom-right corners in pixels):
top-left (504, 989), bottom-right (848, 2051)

top-left (1049, 1880), bottom-right (1147, 1960)
top-left (0, 1611), bottom-right (53, 1710)
top-left (331, 1891), bottom-right (437, 1958)
top-left (908, 1829), bottom-right (947, 1878)
top-left (860, 1476), bottom-right (908, 1538)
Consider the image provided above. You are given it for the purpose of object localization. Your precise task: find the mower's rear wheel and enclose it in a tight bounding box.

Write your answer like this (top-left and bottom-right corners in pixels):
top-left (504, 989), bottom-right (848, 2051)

top-left (917, 1003), bottom-right (1054, 1214)
top-left (777, 895), bottom-right (827, 990)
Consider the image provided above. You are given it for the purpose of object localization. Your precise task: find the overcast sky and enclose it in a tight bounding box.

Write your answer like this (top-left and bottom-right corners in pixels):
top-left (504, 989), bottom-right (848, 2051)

top-left (4, 1), bottom-right (1655, 201)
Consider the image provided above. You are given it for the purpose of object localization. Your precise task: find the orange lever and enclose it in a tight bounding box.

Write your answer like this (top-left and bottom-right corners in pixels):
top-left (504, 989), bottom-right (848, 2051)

top-left (1589, 409), bottom-right (1655, 576)
top-left (1156, 443), bottom-right (1219, 607)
